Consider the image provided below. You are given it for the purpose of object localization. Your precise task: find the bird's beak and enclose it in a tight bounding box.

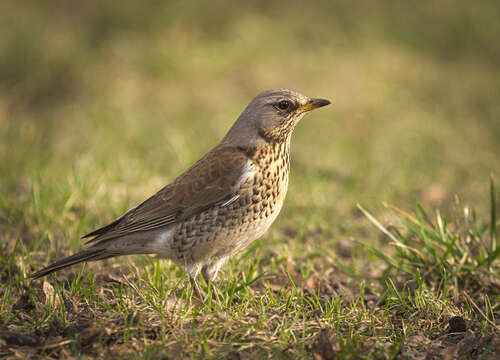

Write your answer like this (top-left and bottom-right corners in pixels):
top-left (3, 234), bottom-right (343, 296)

top-left (299, 98), bottom-right (331, 112)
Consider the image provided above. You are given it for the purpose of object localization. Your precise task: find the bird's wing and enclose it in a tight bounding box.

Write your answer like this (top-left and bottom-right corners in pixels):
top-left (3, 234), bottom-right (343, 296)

top-left (82, 144), bottom-right (253, 243)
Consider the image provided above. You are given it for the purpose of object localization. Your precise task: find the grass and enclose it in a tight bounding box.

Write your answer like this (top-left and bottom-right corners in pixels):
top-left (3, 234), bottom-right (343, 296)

top-left (1, 0), bottom-right (500, 358)
top-left (1, 190), bottom-right (498, 358)
top-left (358, 178), bottom-right (499, 294)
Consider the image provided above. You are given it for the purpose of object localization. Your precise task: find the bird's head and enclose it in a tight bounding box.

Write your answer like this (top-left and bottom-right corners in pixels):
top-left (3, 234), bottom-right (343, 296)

top-left (223, 88), bottom-right (330, 146)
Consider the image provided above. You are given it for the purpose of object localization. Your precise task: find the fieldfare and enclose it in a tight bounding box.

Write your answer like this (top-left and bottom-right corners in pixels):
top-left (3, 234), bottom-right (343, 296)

top-left (31, 88), bottom-right (330, 298)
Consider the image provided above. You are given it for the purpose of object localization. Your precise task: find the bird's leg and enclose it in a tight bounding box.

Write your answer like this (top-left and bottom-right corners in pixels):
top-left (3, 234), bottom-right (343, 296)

top-left (202, 259), bottom-right (225, 302)
top-left (209, 281), bottom-right (218, 301)
top-left (190, 277), bottom-right (203, 299)
top-left (187, 263), bottom-right (204, 300)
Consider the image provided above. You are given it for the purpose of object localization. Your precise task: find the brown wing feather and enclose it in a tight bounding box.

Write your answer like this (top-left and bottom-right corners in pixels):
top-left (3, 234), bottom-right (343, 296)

top-left (83, 144), bottom-right (249, 243)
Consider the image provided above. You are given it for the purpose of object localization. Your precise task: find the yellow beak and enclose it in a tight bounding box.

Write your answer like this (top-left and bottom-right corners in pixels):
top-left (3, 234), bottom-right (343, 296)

top-left (299, 98), bottom-right (331, 112)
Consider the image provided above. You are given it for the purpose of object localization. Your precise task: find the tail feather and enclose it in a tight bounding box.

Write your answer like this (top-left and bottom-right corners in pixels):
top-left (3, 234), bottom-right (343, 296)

top-left (30, 248), bottom-right (117, 279)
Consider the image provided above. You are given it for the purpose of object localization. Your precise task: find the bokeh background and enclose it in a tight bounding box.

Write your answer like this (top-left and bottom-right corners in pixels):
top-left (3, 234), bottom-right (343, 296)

top-left (1, 0), bottom-right (499, 242)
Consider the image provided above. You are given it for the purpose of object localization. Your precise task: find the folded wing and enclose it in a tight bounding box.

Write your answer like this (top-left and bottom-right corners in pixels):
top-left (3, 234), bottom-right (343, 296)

top-left (83, 145), bottom-right (252, 244)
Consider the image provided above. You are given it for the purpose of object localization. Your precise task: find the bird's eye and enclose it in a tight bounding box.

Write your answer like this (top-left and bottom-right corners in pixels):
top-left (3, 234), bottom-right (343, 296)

top-left (277, 100), bottom-right (291, 110)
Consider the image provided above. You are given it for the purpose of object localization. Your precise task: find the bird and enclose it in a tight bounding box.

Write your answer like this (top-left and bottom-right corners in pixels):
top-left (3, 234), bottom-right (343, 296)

top-left (30, 88), bottom-right (330, 298)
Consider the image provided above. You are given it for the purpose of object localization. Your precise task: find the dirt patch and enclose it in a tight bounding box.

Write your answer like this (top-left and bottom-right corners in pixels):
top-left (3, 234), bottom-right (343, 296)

top-left (400, 330), bottom-right (498, 360)
top-left (309, 328), bottom-right (338, 360)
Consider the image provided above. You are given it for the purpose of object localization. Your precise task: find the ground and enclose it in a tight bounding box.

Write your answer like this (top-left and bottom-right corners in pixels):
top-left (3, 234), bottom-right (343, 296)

top-left (1, 1), bottom-right (499, 359)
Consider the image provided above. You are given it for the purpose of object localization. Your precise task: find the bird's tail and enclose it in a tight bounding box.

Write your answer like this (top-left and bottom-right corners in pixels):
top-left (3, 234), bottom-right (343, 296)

top-left (30, 247), bottom-right (117, 279)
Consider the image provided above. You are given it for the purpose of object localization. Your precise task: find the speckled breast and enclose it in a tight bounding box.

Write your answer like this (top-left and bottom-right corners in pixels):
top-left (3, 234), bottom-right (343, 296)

top-left (172, 140), bottom-right (291, 263)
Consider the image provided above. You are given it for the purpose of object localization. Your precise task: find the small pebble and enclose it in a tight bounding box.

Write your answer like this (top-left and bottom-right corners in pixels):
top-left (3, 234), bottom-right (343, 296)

top-left (449, 316), bottom-right (467, 332)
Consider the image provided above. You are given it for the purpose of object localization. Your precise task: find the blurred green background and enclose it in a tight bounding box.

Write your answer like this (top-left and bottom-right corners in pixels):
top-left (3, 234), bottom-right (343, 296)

top-left (1, 0), bottom-right (499, 235)
top-left (1, 3), bottom-right (499, 356)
